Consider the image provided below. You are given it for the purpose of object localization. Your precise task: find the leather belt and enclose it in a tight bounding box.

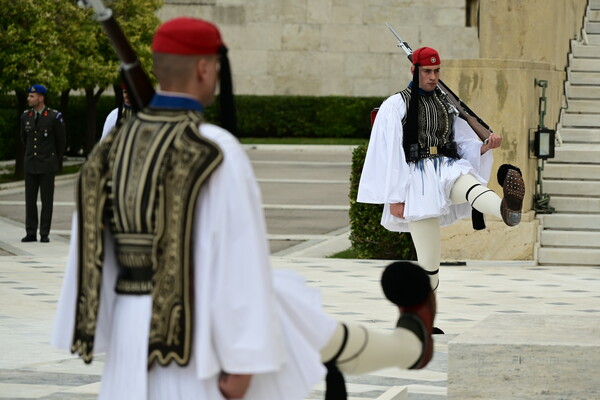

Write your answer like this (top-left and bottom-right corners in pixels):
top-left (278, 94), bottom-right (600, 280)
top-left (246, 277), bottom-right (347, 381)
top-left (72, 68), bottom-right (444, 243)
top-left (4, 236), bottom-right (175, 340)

top-left (419, 146), bottom-right (440, 158)
top-left (407, 142), bottom-right (459, 162)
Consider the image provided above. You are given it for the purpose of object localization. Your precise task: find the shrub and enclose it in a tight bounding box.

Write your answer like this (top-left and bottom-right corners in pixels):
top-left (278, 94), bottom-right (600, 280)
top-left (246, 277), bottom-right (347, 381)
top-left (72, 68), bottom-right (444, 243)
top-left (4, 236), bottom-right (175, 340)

top-left (205, 95), bottom-right (384, 139)
top-left (0, 109), bottom-right (17, 161)
top-left (0, 94), bottom-right (385, 160)
top-left (348, 144), bottom-right (416, 260)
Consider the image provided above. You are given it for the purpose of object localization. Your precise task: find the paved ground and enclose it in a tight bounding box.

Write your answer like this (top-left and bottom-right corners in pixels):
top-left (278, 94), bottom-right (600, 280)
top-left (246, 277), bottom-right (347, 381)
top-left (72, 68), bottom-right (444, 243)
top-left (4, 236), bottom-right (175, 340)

top-left (1, 145), bottom-right (599, 400)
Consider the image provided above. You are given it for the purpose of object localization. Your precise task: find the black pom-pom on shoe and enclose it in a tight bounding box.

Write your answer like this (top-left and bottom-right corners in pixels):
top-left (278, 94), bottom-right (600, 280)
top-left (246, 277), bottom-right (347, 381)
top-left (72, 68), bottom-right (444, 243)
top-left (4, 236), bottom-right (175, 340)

top-left (497, 163), bottom-right (522, 187)
top-left (381, 261), bottom-right (430, 307)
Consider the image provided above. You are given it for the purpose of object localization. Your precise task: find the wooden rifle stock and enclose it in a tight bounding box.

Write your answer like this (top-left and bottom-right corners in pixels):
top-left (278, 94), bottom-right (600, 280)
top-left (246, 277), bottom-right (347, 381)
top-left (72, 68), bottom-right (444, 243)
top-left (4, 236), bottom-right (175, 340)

top-left (437, 80), bottom-right (491, 142)
top-left (79, 0), bottom-right (154, 111)
top-left (99, 16), bottom-right (154, 111)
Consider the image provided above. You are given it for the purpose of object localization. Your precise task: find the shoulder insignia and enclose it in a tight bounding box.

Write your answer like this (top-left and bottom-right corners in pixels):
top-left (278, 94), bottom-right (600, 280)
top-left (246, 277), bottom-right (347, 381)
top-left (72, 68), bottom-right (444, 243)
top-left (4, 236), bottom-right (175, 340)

top-left (45, 108), bottom-right (64, 122)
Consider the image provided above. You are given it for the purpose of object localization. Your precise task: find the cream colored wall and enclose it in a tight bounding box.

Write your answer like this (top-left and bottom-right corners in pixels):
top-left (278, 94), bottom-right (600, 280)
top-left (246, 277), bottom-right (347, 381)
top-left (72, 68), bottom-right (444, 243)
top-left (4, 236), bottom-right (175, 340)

top-left (159, 0), bottom-right (479, 96)
top-left (479, 0), bottom-right (587, 67)
top-left (438, 0), bottom-right (587, 261)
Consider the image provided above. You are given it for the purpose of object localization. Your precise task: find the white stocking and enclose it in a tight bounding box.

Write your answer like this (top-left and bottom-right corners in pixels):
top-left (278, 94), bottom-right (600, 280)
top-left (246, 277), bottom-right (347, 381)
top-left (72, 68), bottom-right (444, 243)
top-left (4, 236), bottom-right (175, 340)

top-left (321, 322), bottom-right (422, 374)
top-left (450, 174), bottom-right (502, 219)
top-left (408, 218), bottom-right (441, 291)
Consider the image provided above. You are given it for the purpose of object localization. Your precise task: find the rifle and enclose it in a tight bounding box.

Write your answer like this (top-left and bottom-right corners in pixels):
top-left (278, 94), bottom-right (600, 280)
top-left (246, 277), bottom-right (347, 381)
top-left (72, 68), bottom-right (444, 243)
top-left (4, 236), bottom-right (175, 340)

top-left (78, 0), bottom-right (155, 111)
top-left (385, 23), bottom-right (492, 143)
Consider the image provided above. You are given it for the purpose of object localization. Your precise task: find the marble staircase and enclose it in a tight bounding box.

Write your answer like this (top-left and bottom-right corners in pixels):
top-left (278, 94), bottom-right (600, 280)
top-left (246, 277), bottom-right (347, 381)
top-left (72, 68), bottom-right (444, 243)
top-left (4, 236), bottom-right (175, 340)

top-left (538, 0), bottom-right (600, 266)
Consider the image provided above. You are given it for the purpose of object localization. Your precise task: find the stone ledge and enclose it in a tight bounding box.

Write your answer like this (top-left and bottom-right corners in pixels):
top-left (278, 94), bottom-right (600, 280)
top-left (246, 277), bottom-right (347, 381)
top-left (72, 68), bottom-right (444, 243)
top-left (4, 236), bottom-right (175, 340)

top-left (448, 314), bottom-right (600, 399)
top-left (441, 212), bottom-right (538, 261)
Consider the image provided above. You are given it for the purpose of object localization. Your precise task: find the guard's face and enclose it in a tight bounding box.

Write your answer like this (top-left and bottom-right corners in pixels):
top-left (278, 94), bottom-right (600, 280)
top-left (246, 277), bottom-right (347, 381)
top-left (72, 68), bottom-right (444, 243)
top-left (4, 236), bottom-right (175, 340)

top-left (122, 88), bottom-right (131, 106)
top-left (27, 93), bottom-right (44, 108)
top-left (412, 64), bottom-right (441, 92)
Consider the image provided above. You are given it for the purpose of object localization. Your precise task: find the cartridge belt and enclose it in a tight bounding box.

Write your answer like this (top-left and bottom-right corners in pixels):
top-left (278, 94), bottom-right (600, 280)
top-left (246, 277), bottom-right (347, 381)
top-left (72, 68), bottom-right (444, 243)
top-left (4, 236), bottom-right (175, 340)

top-left (113, 233), bottom-right (154, 295)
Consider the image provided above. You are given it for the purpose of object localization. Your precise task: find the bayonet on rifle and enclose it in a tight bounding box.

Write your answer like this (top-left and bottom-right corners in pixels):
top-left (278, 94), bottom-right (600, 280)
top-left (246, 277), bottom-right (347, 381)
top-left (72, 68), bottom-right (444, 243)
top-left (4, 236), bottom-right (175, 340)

top-left (385, 23), bottom-right (414, 60)
top-left (385, 23), bottom-right (492, 142)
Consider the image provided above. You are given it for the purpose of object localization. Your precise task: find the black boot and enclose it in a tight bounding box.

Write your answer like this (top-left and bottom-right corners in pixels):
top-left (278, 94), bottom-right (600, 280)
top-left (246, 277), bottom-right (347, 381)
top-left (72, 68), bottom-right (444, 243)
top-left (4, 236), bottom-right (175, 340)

top-left (499, 168), bottom-right (525, 226)
top-left (21, 234), bottom-right (37, 242)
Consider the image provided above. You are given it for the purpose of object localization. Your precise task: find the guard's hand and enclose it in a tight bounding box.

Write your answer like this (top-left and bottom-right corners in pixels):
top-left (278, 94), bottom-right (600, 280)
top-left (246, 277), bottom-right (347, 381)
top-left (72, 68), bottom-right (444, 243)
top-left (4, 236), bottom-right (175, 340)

top-left (390, 203), bottom-right (405, 219)
top-left (219, 372), bottom-right (252, 399)
top-left (481, 133), bottom-right (502, 154)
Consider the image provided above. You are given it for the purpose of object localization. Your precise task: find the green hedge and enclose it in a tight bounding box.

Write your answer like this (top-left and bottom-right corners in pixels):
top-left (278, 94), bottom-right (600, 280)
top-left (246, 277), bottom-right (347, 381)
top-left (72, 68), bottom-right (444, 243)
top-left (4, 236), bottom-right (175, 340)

top-left (62, 96), bottom-right (120, 156)
top-left (0, 94), bottom-right (384, 160)
top-left (0, 107), bottom-right (16, 161)
top-left (349, 144), bottom-right (417, 260)
top-left (213, 95), bottom-right (385, 139)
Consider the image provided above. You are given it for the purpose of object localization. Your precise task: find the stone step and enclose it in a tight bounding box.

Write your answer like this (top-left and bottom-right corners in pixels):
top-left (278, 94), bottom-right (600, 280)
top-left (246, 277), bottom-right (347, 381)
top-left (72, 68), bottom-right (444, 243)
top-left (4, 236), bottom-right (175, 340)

top-left (565, 83), bottom-right (600, 99)
top-left (561, 111), bottom-right (600, 127)
top-left (586, 20), bottom-right (600, 34)
top-left (557, 127), bottom-right (600, 143)
top-left (540, 213), bottom-right (600, 230)
top-left (544, 179), bottom-right (600, 196)
top-left (543, 163), bottom-right (600, 179)
top-left (547, 196), bottom-right (600, 213)
top-left (565, 98), bottom-right (600, 112)
top-left (568, 70), bottom-right (600, 85)
top-left (570, 57), bottom-right (600, 71)
top-left (545, 142), bottom-right (600, 163)
top-left (572, 43), bottom-right (600, 58)
top-left (588, 10), bottom-right (600, 22)
top-left (540, 230), bottom-right (600, 247)
top-left (538, 246), bottom-right (600, 265)
top-left (591, 0), bottom-right (600, 10)
top-left (585, 33), bottom-right (600, 46)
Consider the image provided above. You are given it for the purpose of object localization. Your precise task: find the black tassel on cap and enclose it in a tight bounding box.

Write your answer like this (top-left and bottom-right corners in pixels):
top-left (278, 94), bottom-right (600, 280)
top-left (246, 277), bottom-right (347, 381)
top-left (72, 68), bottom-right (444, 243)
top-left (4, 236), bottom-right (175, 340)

top-left (403, 64), bottom-right (421, 158)
top-left (218, 45), bottom-right (238, 135)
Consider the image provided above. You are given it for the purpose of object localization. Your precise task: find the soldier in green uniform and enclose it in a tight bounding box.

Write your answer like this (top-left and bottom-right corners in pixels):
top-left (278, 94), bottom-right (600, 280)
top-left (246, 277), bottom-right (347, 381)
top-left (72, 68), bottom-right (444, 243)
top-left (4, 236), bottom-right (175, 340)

top-left (20, 84), bottom-right (66, 243)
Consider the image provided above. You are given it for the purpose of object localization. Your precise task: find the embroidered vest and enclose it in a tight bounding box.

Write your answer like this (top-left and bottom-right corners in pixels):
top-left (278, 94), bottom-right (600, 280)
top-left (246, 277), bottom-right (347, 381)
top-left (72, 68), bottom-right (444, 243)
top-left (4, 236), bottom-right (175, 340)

top-left (72, 108), bottom-right (223, 366)
top-left (399, 87), bottom-right (459, 160)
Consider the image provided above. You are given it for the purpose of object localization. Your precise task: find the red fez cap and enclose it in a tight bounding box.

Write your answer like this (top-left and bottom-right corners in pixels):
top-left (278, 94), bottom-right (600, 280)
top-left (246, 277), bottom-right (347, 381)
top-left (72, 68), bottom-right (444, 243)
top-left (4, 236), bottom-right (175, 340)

top-left (411, 47), bottom-right (440, 66)
top-left (152, 17), bottom-right (224, 55)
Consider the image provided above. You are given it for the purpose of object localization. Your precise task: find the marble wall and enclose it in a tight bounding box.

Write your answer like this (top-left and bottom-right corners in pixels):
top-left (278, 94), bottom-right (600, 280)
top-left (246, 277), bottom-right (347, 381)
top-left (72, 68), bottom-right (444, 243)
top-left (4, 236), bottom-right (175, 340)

top-left (159, 0), bottom-right (479, 96)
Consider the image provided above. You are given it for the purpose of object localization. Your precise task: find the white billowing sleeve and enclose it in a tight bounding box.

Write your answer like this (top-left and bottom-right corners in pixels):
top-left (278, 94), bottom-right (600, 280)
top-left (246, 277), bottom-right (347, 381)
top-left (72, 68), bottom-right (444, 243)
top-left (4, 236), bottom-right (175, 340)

top-left (357, 94), bottom-right (411, 204)
top-left (453, 117), bottom-right (494, 184)
top-left (193, 124), bottom-right (285, 379)
top-left (51, 215), bottom-right (79, 350)
top-left (101, 108), bottom-right (119, 141)
top-left (52, 213), bottom-right (119, 354)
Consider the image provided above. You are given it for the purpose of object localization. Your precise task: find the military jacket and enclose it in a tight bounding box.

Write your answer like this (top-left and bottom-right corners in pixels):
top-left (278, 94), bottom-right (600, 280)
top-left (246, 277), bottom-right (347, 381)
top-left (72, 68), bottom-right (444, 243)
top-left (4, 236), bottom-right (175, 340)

top-left (20, 107), bottom-right (66, 174)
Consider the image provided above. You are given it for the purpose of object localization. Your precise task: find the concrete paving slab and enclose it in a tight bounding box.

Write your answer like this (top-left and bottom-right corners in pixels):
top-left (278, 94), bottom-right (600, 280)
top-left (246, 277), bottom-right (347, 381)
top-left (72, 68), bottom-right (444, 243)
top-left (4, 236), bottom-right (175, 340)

top-left (1, 146), bottom-right (599, 399)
